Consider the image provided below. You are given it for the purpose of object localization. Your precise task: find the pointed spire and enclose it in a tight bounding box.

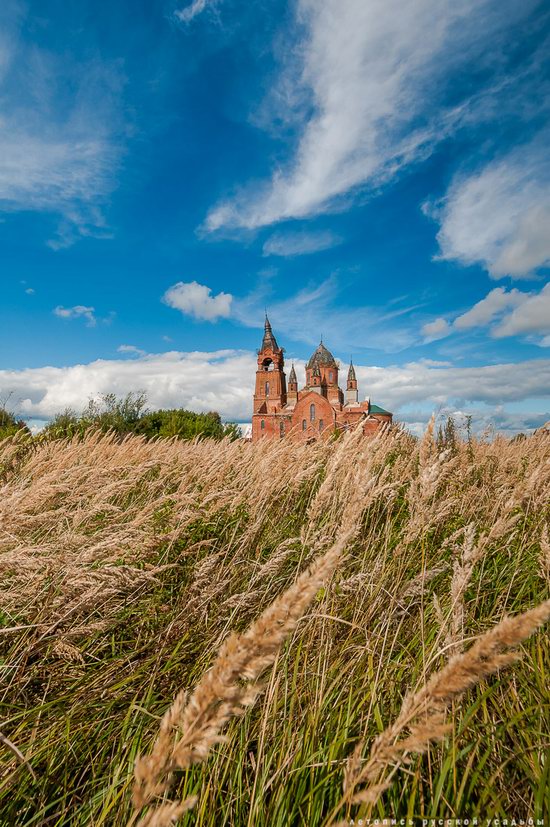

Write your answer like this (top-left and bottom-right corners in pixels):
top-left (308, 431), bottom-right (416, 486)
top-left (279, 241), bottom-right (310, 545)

top-left (289, 363), bottom-right (297, 384)
top-left (261, 314), bottom-right (279, 351)
top-left (347, 357), bottom-right (356, 382)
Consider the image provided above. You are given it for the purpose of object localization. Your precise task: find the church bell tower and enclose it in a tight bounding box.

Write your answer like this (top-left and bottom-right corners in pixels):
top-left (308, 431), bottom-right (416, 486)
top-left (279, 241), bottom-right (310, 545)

top-left (253, 316), bottom-right (287, 414)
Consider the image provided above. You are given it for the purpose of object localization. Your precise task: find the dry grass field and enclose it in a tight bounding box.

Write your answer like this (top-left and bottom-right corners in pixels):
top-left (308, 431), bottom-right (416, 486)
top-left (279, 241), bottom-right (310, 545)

top-left (1, 423), bottom-right (549, 825)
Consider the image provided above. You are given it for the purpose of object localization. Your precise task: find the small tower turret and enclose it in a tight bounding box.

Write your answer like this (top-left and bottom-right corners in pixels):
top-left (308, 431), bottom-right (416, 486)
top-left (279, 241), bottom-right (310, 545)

top-left (346, 358), bottom-right (359, 404)
top-left (310, 362), bottom-right (322, 394)
top-left (287, 363), bottom-right (298, 405)
top-left (288, 363), bottom-right (297, 390)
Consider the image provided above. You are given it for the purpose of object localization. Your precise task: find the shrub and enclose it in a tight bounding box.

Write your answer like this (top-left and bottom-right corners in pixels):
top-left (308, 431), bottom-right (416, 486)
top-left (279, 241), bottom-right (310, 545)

top-left (136, 408), bottom-right (240, 441)
top-left (41, 393), bottom-right (241, 442)
top-left (0, 407), bottom-right (31, 439)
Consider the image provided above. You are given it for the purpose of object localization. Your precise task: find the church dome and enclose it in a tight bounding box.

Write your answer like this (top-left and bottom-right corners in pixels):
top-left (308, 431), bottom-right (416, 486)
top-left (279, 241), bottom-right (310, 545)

top-left (306, 341), bottom-right (338, 370)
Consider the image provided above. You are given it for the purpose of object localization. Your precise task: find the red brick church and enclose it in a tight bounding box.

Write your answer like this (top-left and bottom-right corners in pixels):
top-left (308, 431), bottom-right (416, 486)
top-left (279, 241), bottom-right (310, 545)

top-left (252, 316), bottom-right (392, 442)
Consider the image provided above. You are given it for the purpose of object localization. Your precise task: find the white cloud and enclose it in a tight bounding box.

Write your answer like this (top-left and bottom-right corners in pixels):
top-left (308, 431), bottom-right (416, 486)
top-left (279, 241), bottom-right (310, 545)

top-left (117, 344), bottom-right (147, 357)
top-left (0, 4), bottom-right (124, 247)
top-left (0, 135), bottom-right (119, 245)
top-left (397, 407), bottom-right (549, 438)
top-left (492, 282), bottom-right (550, 338)
top-left (2, 350), bottom-right (548, 435)
top-left (54, 305), bottom-right (97, 327)
top-left (416, 358), bottom-right (453, 367)
top-left (421, 318), bottom-right (451, 342)
top-left (2, 351), bottom-right (254, 421)
top-left (161, 276), bottom-right (417, 353)
top-left (174, 0), bottom-right (216, 24)
top-left (353, 359), bottom-right (550, 412)
top-left (262, 229), bottom-right (342, 257)
top-left (25, 287), bottom-right (35, 295)
top-left (205, 0), bottom-right (536, 231)
top-left (162, 270), bottom-right (415, 353)
top-left (233, 275), bottom-right (418, 353)
top-left (420, 283), bottom-right (550, 344)
top-left (429, 135), bottom-right (550, 279)
top-left (163, 281), bottom-right (233, 322)
top-left (453, 287), bottom-right (527, 329)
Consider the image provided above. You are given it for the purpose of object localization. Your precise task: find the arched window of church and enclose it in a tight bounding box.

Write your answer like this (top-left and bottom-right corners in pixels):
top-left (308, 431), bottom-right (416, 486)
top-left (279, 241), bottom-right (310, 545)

top-left (329, 371), bottom-right (333, 382)
top-left (260, 419), bottom-right (265, 430)
top-left (280, 421), bottom-right (284, 437)
top-left (302, 419), bottom-right (307, 431)
top-left (310, 403), bottom-right (315, 421)
top-left (265, 381), bottom-right (269, 396)
top-left (319, 419), bottom-right (324, 431)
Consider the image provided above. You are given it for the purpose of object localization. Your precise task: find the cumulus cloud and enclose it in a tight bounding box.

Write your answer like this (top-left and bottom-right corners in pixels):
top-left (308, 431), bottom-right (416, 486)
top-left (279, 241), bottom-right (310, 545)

top-left (205, 0), bottom-right (536, 231)
top-left (1, 350), bottom-right (549, 436)
top-left (421, 284), bottom-right (550, 344)
top-left (161, 275), bottom-right (416, 353)
top-left (353, 359), bottom-right (550, 413)
top-left (262, 229), bottom-right (342, 257)
top-left (492, 282), bottom-right (550, 338)
top-left (1, 351), bottom-right (254, 421)
top-left (453, 287), bottom-right (527, 329)
top-left (54, 305), bottom-right (97, 327)
top-left (421, 317), bottom-right (452, 342)
top-left (0, 3), bottom-right (125, 247)
top-left (429, 135), bottom-right (550, 279)
top-left (163, 281), bottom-right (233, 322)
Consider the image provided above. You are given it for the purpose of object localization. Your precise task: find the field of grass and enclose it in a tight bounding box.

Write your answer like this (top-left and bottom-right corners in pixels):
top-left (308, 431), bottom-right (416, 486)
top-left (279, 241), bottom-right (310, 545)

top-left (1, 424), bottom-right (549, 826)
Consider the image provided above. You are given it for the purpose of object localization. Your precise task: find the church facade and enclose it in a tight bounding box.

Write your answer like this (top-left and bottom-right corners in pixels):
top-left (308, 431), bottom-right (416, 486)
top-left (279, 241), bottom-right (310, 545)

top-left (251, 316), bottom-right (392, 442)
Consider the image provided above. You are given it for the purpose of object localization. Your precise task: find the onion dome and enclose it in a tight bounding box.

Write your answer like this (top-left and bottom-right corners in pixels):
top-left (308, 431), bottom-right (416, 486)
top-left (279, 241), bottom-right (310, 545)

top-left (306, 340), bottom-right (337, 370)
top-left (289, 363), bottom-right (297, 384)
top-left (261, 315), bottom-right (279, 351)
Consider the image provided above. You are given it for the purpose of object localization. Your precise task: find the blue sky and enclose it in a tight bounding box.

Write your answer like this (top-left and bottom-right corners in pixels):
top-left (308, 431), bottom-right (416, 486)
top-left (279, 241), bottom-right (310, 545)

top-left (1, 0), bottom-right (550, 433)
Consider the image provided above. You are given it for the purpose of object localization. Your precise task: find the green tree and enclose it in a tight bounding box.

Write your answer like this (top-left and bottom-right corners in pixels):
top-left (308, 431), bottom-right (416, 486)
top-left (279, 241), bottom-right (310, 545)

top-left (0, 408), bottom-right (31, 439)
top-left (41, 409), bottom-right (84, 440)
top-left (41, 394), bottom-right (241, 443)
top-left (136, 409), bottom-right (240, 441)
top-left (81, 391), bottom-right (148, 434)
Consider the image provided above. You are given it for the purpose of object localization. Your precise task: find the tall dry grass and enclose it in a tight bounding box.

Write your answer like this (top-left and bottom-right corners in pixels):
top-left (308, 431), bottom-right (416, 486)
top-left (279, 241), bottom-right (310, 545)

top-left (0, 424), bottom-right (549, 825)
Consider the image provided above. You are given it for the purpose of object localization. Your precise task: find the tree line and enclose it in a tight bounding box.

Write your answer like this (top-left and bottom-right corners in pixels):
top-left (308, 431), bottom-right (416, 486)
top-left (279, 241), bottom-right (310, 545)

top-left (0, 392), bottom-right (241, 442)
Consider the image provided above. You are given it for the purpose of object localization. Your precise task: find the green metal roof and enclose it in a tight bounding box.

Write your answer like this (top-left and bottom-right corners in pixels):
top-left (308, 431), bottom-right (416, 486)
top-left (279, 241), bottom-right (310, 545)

top-left (370, 403), bottom-right (391, 415)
